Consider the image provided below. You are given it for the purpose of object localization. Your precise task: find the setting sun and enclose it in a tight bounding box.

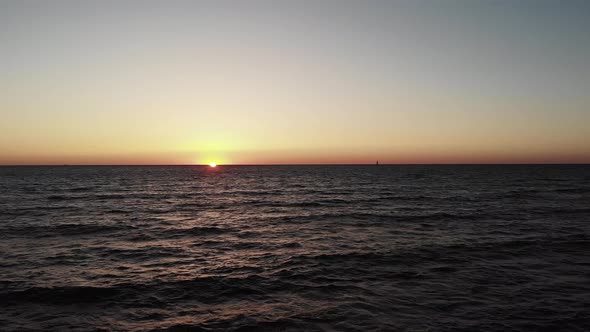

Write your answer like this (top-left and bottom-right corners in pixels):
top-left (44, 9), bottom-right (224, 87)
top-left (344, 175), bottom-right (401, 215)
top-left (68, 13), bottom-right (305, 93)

top-left (209, 162), bottom-right (217, 168)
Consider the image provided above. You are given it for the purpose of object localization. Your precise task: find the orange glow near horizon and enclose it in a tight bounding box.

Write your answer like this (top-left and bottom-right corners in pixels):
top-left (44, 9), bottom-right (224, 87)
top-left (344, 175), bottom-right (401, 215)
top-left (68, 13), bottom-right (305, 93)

top-left (0, 148), bottom-right (589, 165)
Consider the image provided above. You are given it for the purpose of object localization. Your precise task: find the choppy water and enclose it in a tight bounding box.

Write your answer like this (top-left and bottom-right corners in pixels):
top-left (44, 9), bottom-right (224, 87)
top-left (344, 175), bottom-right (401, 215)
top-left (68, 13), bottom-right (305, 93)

top-left (1, 165), bottom-right (589, 331)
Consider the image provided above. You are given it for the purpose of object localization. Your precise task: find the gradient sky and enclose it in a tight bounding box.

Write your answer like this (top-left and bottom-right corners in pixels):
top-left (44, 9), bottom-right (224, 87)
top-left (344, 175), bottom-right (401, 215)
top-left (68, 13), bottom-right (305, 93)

top-left (1, 0), bottom-right (589, 165)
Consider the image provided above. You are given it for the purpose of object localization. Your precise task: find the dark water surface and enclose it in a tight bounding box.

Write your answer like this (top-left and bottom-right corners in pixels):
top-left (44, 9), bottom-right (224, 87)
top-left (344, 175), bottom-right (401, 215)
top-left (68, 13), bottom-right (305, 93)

top-left (1, 165), bottom-right (589, 331)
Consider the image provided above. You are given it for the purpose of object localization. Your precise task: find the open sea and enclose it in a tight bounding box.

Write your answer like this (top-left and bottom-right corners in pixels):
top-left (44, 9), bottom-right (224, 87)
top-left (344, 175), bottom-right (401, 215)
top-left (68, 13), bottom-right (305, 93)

top-left (1, 165), bottom-right (589, 331)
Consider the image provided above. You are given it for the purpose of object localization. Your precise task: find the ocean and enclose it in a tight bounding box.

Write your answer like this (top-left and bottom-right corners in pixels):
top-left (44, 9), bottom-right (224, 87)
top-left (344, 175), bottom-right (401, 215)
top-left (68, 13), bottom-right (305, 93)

top-left (1, 165), bottom-right (589, 331)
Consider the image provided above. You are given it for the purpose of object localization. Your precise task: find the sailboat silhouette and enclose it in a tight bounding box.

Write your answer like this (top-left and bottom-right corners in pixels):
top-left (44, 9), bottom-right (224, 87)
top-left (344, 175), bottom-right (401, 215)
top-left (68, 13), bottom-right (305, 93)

top-left (376, 160), bottom-right (379, 165)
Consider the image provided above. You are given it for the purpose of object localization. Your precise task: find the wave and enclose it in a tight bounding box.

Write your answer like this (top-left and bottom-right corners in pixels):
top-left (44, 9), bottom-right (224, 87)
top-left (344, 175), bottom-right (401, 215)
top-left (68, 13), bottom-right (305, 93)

top-left (95, 194), bottom-right (128, 200)
top-left (549, 187), bottom-right (590, 194)
top-left (0, 205), bottom-right (80, 216)
top-left (543, 207), bottom-right (590, 215)
top-left (162, 226), bottom-right (231, 238)
top-left (378, 194), bottom-right (433, 201)
top-left (268, 211), bottom-right (493, 224)
top-left (1, 275), bottom-right (269, 307)
top-left (1, 286), bottom-right (123, 306)
top-left (174, 199), bottom-right (354, 210)
top-left (47, 193), bottom-right (136, 201)
top-left (47, 194), bottom-right (79, 201)
top-left (68, 186), bottom-right (95, 192)
top-left (175, 203), bottom-right (228, 210)
top-left (278, 233), bottom-right (590, 271)
top-left (247, 200), bottom-right (324, 208)
top-left (1, 223), bottom-right (136, 237)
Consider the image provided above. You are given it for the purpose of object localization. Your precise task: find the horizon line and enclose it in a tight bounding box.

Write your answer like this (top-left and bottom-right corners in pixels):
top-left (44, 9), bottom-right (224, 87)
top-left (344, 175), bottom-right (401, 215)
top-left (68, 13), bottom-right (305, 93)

top-left (1, 163), bottom-right (589, 167)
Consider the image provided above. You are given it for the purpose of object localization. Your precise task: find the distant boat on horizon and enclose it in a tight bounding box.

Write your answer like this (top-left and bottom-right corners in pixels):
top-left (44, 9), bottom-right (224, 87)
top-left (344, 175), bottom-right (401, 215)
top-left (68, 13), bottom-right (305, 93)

top-left (376, 160), bottom-right (379, 165)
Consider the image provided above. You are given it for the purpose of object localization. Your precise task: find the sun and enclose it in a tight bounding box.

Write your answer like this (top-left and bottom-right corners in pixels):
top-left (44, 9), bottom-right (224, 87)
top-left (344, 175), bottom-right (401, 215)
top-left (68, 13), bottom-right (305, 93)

top-left (209, 162), bottom-right (217, 168)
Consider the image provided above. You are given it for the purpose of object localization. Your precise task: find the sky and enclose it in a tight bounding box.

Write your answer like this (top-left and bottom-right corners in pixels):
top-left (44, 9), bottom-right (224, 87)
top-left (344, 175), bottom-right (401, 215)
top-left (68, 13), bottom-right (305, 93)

top-left (1, 0), bottom-right (589, 165)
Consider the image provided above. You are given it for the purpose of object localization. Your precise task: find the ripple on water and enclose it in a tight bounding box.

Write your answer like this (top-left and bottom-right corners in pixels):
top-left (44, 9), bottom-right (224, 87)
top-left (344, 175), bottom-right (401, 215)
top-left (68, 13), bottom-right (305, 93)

top-left (0, 165), bottom-right (589, 331)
